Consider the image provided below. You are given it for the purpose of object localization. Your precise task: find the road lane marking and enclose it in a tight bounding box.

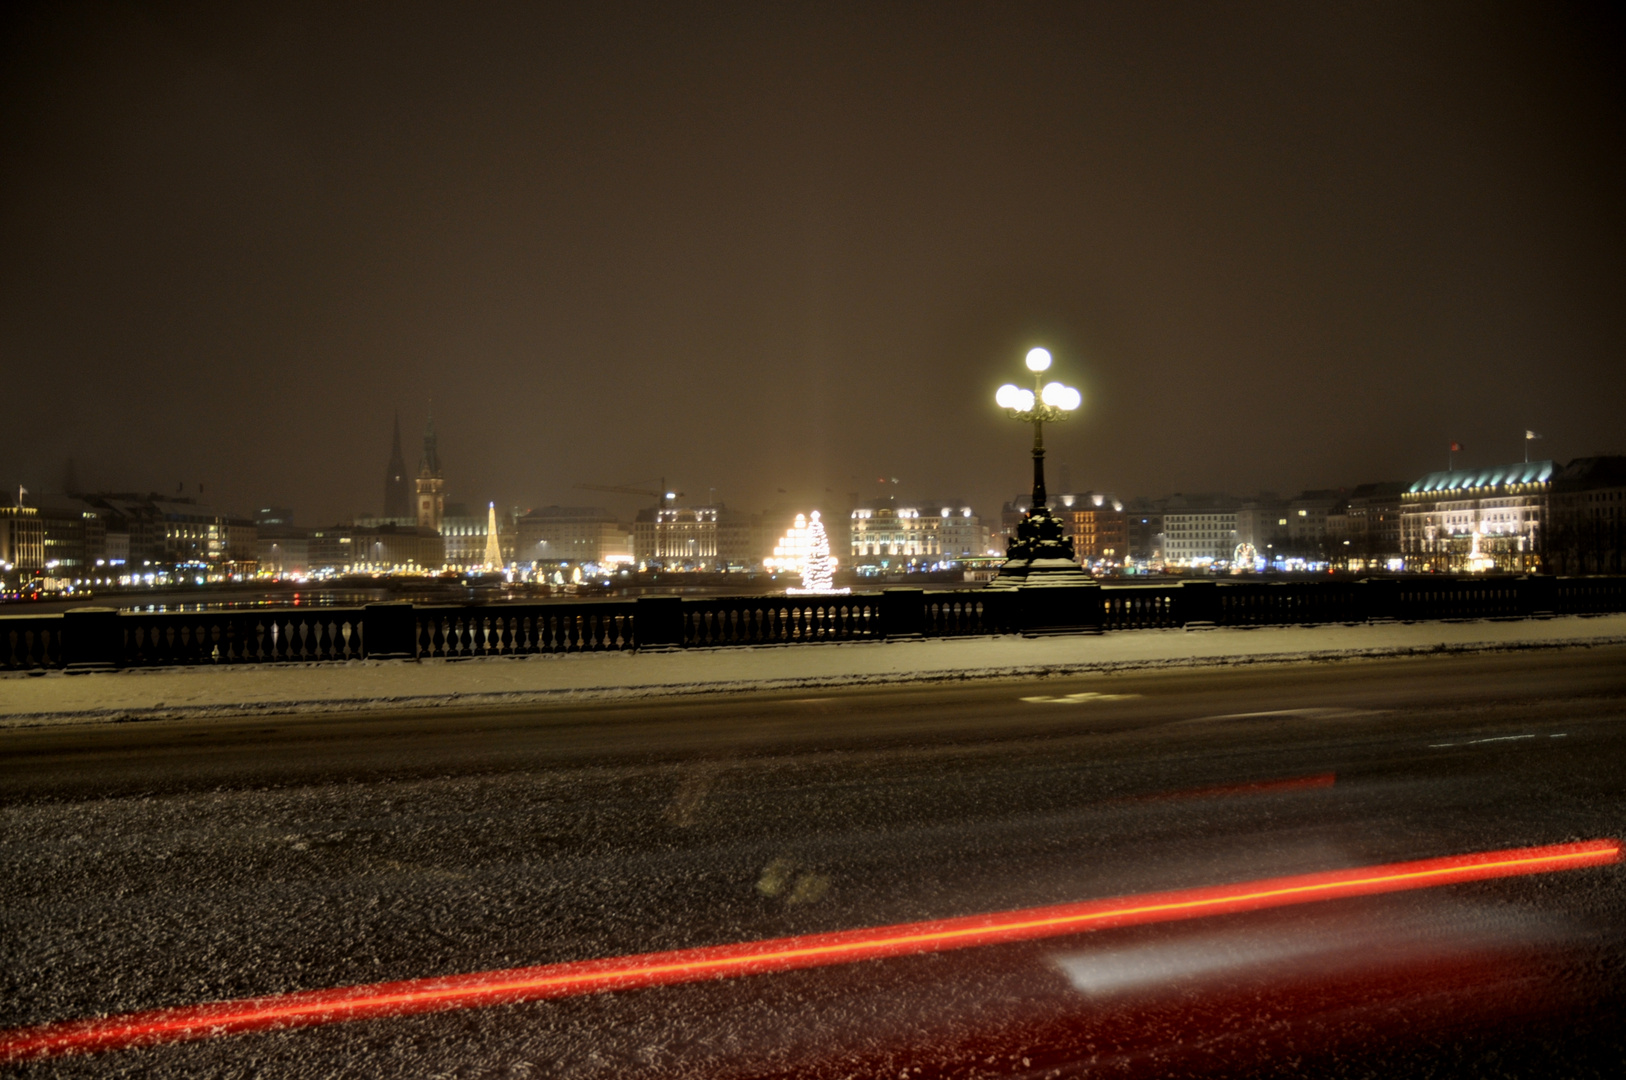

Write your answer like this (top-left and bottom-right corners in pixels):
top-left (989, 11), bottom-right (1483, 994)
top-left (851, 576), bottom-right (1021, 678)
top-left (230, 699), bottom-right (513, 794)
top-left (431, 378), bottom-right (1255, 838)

top-left (2, 839), bottom-right (1616, 1063)
top-left (1021, 692), bottom-right (1141, 704)
top-left (1188, 708), bottom-right (1377, 722)
top-left (1427, 734), bottom-right (1567, 749)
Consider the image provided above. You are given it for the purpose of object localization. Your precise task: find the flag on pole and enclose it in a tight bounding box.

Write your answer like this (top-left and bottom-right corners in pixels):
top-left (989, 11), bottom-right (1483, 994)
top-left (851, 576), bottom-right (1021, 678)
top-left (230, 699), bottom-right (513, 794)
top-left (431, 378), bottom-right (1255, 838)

top-left (1525, 430), bottom-right (1541, 441)
top-left (1450, 441), bottom-right (1462, 453)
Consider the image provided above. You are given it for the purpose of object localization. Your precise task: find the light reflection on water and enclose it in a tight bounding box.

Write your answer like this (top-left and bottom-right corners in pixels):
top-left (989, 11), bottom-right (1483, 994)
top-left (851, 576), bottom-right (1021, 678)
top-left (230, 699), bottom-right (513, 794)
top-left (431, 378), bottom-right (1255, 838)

top-left (122, 593), bottom-right (391, 613)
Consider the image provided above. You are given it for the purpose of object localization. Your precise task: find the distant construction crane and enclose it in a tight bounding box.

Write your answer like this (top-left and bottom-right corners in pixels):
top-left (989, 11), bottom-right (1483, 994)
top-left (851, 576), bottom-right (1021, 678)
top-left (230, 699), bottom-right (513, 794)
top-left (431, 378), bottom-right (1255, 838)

top-left (573, 478), bottom-right (682, 511)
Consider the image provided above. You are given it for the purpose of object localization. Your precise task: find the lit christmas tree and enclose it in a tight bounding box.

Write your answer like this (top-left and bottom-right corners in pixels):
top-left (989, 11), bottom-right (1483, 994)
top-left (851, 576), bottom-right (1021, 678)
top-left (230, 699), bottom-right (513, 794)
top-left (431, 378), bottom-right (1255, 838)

top-left (779, 510), bottom-right (849, 595)
top-left (801, 511), bottom-right (834, 592)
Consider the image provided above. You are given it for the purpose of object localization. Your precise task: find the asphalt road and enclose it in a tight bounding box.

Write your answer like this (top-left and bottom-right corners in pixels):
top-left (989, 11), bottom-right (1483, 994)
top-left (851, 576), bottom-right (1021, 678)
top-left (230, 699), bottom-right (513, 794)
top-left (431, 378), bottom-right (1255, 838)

top-left (3, 646), bottom-right (1625, 1077)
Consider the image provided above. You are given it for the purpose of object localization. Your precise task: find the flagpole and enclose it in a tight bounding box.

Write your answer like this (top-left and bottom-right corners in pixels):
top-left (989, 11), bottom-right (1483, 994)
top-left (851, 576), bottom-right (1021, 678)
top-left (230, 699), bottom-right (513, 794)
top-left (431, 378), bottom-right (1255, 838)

top-left (1524, 431), bottom-right (1542, 463)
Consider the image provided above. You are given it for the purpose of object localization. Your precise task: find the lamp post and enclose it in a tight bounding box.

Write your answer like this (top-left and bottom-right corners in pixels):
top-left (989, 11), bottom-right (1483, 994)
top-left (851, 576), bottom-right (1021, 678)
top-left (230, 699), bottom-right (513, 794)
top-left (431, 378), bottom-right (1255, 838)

top-left (986, 348), bottom-right (1091, 589)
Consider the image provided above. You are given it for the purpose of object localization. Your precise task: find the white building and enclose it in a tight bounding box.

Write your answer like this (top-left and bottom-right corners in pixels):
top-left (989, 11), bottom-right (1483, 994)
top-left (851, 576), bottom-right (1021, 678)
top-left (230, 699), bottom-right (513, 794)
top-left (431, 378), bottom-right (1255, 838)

top-left (850, 501), bottom-right (987, 563)
top-left (634, 506), bottom-right (718, 568)
top-left (850, 506), bottom-right (939, 562)
top-left (1401, 461), bottom-right (1551, 572)
top-left (1163, 510), bottom-right (1239, 565)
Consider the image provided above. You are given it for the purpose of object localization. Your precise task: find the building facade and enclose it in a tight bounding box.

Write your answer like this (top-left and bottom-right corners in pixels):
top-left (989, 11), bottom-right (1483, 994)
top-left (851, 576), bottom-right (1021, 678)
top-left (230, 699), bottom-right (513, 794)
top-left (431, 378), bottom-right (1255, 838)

top-left (352, 525), bottom-right (446, 572)
top-left (256, 525), bottom-right (311, 576)
top-left (0, 506), bottom-right (46, 574)
top-left (634, 505), bottom-right (726, 568)
top-left (1547, 456), bottom-right (1626, 575)
top-left (519, 507), bottom-right (632, 566)
top-left (45, 495), bottom-right (258, 575)
top-left (1123, 498), bottom-right (1165, 562)
top-left (850, 506), bottom-right (942, 563)
top-left (1162, 509), bottom-right (1239, 565)
top-left (298, 524), bottom-right (444, 573)
top-left (21, 495), bottom-right (109, 575)
top-left (1401, 461), bottom-right (1552, 572)
top-left (440, 503), bottom-right (515, 570)
top-left (1050, 493), bottom-right (1126, 564)
top-left (716, 508), bottom-right (774, 570)
top-left (1234, 498), bottom-right (1287, 555)
top-left (1326, 482), bottom-right (1406, 570)
top-left (937, 507), bottom-right (990, 560)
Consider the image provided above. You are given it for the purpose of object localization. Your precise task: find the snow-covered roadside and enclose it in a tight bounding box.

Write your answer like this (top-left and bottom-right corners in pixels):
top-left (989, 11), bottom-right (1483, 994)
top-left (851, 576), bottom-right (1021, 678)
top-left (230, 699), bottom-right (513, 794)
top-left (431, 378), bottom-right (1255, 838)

top-left (3, 614), bottom-right (1624, 728)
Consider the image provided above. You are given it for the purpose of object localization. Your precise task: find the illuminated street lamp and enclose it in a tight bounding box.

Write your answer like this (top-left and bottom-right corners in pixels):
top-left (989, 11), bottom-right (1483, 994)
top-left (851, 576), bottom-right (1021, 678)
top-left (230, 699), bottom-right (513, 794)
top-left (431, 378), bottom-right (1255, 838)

top-left (994, 347), bottom-right (1082, 510)
top-left (987, 347), bottom-right (1092, 589)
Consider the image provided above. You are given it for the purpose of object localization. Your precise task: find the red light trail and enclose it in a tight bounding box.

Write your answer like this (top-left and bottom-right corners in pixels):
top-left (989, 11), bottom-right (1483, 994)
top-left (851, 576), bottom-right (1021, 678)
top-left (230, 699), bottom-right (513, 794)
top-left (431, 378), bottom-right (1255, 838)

top-left (1, 839), bottom-right (1615, 1063)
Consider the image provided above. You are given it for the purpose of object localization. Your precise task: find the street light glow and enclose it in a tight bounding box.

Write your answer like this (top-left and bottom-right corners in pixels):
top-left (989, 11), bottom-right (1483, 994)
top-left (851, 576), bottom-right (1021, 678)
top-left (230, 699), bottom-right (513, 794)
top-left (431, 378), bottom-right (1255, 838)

top-left (1040, 381), bottom-right (1072, 408)
top-left (995, 383), bottom-right (1023, 409)
top-left (1024, 347), bottom-right (1052, 372)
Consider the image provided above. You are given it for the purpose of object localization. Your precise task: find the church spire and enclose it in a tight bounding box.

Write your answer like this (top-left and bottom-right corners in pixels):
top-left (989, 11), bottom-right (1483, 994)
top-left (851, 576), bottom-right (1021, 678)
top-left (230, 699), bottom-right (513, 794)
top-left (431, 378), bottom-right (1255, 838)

top-left (383, 411), bottom-right (412, 519)
top-left (420, 404), bottom-right (441, 477)
top-left (414, 403), bottom-right (446, 533)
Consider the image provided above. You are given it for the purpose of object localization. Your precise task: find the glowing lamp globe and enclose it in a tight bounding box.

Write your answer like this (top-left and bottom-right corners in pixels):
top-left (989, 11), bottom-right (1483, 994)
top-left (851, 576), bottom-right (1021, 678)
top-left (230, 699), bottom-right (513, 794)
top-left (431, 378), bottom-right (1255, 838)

top-left (995, 384), bottom-right (1023, 409)
top-left (1039, 384), bottom-right (1079, 411)
top-left (1024, 347), bottom-right (1052, 372)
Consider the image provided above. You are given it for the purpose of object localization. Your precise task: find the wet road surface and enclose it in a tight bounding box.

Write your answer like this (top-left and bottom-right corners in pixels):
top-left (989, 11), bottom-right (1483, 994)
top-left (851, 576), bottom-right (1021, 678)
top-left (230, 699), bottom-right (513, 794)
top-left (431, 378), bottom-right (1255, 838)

top-left (3, 646), bottom-right (1624, 1076)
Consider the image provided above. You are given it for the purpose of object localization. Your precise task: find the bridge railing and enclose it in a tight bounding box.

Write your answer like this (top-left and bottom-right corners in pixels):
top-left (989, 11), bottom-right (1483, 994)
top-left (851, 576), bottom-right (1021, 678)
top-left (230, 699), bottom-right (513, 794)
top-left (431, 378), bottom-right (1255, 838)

top-left (1394, 578), bottom-right (1523, 621)
top-left (676, 594), bottom-right (885, 647)
top-left (1213, 580), bottom-right (1367, 625)
top-left (1101, 585), bottom-right (1182, 630)
top-left (3, 574), bottom-right (1623, 671)
top-left (0, 614), bottom-right (63, 670)
top-left (119, 608), bottom-right (366, 666)
top-left (1553, 575), bottom-right (1626, 615)
top-left (414, 602), bottom-right (636, 658)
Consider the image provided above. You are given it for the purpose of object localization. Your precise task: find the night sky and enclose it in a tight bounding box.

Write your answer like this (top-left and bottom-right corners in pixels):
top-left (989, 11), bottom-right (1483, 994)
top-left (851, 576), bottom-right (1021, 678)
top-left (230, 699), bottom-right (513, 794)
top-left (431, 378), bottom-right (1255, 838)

top-left (3, 2), bottom-right (1623, 526)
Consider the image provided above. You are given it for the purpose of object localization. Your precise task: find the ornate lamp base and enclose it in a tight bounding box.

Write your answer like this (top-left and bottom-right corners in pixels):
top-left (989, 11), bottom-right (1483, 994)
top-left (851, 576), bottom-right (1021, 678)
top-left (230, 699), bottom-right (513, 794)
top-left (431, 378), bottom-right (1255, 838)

top-left (983, 506), bottom-right (1093, 590)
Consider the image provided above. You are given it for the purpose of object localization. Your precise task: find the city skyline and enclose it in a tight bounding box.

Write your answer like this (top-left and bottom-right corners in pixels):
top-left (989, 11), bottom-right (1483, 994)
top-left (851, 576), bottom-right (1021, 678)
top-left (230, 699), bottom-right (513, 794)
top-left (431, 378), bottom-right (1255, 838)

top-left (9, 407), bottom-right (1603, 529)
top-left (3, 4), bottom-right (1624, 525)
